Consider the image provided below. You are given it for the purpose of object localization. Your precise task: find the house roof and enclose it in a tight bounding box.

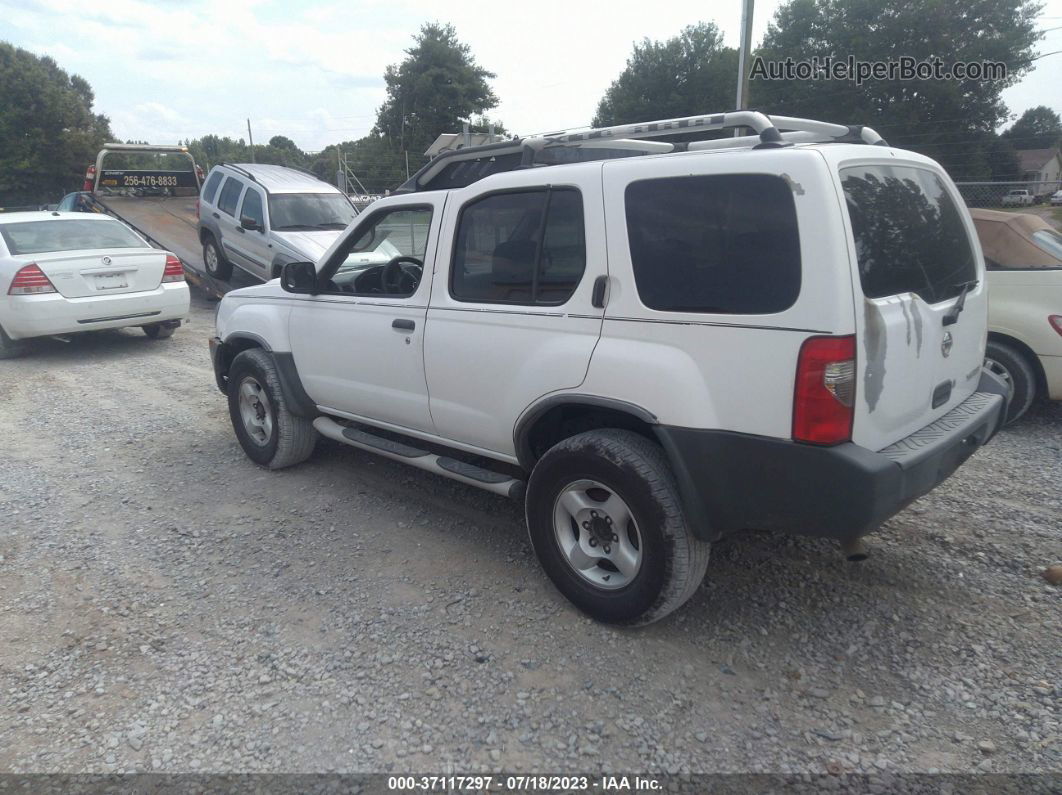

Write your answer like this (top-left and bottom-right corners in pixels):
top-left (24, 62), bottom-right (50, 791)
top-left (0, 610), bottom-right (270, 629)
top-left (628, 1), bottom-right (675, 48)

top-left (1017, 147), bottom-right (1061, 172)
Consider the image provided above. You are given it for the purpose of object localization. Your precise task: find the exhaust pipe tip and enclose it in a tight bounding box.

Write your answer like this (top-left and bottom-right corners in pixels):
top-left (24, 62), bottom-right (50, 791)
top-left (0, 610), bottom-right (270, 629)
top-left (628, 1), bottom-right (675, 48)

top-left (841, 538), bottom-right (869, 562)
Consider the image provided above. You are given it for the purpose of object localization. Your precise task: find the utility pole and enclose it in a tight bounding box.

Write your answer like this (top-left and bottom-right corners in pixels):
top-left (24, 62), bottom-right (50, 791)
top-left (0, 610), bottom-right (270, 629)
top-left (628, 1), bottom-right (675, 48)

top-left (734, 0), bottom-right (755, 135)
top-left (247, 118), bottom-right (256, 163)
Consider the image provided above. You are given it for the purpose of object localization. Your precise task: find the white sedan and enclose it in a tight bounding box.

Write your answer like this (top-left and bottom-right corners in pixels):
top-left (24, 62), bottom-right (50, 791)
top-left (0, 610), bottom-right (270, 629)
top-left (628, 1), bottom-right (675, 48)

top-left (1050, 190), bottom-right (1062, 207)
top-left (0, 212), bottom-right (189, 358)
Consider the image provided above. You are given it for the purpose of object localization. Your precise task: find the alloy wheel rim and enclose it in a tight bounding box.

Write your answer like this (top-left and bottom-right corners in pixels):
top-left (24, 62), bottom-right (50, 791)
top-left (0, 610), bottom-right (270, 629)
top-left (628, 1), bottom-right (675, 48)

top-left (552, 479), bottom-right (642, 590)
top-left (237, 376), bottom-right (273, 446)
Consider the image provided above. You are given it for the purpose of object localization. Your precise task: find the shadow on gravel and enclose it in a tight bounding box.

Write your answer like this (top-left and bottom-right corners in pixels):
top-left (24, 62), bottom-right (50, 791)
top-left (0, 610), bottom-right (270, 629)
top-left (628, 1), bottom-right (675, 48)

top-left (4, 327), bottom-right (178, 363)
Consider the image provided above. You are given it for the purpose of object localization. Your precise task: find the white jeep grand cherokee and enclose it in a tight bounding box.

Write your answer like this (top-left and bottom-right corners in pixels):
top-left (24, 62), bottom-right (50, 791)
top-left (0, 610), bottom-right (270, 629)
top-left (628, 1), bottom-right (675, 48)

top-left (210, 111), bottom-right (1008, 625)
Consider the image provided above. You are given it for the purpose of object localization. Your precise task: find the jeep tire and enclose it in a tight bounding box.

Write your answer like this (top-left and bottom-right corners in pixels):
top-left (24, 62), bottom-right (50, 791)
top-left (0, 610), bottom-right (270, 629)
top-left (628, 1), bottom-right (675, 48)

top-left (525, 429), bottom-right (710, 625)
top-left (227, 348), bottom-right (317, 469)
top-left (203, 235), bottom-right (233, 281)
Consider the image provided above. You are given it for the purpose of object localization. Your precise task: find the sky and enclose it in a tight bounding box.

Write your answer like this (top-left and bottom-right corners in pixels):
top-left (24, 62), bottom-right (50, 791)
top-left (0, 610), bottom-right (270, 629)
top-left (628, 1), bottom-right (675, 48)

top-left (1, 0), bottom-right (1061, 154)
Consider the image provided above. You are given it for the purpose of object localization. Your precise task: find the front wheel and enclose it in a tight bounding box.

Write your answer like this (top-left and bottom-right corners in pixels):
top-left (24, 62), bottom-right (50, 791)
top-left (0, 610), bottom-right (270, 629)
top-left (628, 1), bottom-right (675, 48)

top-left (227, 348), bottom-right (317, 469)
top-left (525, 429), bottom-right (710, 625)
top-left (985, 340), bottom-right (1038, 424)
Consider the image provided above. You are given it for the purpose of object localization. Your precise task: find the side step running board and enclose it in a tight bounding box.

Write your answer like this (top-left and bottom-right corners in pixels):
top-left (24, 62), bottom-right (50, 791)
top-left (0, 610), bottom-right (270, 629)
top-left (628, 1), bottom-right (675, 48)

top-left (313, 417), bottom-right (526, 500)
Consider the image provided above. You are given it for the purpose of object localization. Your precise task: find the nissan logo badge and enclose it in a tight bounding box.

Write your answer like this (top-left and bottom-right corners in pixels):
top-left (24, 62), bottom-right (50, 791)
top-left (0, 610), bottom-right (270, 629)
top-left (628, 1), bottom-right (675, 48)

top-left (102, 256), bottom-right (112, 265)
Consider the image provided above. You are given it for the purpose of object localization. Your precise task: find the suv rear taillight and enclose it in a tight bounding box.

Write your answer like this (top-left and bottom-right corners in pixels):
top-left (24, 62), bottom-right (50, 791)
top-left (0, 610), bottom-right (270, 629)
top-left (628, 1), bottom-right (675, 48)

top-left (1050, 315), bottom-right (1062, 337)
top-left (793, 335), bottom-right (856, 445)
top-left (8, 264), bottom-right (57, 295)
top-left (83, 165), bottom-right (96, 192)
top-left (194, 198), bottom-right (200, 219)
top-left (162, 254), bottom-right (184, 283)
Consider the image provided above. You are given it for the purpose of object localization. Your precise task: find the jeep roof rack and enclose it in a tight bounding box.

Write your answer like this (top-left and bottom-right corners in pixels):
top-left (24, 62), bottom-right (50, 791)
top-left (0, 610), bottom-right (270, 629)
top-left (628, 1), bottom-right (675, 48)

top-left (398, 110), bottom-right (887, 194)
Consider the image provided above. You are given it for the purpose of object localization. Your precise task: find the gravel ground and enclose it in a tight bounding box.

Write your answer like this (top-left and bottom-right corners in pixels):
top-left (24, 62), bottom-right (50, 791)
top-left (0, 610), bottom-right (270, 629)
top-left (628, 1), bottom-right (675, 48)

top-left (0, 291), bottom-right (1059, 777)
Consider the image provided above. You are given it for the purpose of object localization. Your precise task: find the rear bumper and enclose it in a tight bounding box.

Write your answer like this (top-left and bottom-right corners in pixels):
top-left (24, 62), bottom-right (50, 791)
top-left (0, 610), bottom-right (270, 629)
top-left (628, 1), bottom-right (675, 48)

top-left (2, 284), bottom-right (190, 340)
top-left (656, 370), bottom-right (1008, 541)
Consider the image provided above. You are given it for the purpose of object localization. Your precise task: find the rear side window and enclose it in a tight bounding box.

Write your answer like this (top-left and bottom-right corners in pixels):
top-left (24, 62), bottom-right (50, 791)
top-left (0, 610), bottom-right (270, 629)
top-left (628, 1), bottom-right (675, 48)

top-left (841, 165), bottom-right (976, 303)
top-left (202, 171), bottom-right (224, 204)
top-left (217, 177), bottom-right (244, 216)
top-left (625, 174), bottom-right (801, 314)
top-left (451, 188), bottom-right (585, 305)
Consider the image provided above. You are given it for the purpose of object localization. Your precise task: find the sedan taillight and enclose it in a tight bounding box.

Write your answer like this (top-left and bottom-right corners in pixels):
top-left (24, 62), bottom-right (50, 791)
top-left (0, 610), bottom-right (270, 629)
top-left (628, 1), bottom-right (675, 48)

top-left (8, 264), bottom-right (57, 295)
top-left (162, 254), bottom-right (184, 283)
top-left (1049, 315), bottom-right (1062, 337)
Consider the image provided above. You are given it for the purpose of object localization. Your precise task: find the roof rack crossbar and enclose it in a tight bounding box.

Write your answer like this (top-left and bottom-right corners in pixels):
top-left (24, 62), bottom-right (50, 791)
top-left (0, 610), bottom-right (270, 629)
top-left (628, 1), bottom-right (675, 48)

top-left (400, 111), bottom-right (889, 192)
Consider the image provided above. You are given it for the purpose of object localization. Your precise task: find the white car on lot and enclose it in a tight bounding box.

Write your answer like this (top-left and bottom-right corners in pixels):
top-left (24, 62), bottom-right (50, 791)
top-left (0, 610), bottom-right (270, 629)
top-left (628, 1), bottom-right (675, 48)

top-left (1050, 190), bottom-right (1062, 206)
top-left (0, 212), bottom-right (189, 357)
top-left (1001, 189), bottom-right (1034, 207)
top-left (211, 111), bottom-right (1008, 625)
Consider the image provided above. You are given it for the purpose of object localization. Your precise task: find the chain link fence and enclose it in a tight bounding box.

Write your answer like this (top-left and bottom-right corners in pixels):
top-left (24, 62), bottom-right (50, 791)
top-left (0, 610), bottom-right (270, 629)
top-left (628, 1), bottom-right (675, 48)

top-left (954, 180), bottom-right (1062, 209)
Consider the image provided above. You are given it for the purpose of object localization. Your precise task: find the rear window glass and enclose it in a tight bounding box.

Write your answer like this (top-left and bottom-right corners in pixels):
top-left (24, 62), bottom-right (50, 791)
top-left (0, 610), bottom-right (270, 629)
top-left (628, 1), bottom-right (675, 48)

top-left (841, 165), bottom-right (976, 303)
top-left (625, 174), bottom-right (801, 314)
top-left (202, 171), bottom-right (224, 204)
top-left (217, 177), bottom-right (244, 216)
top-left (451, 188), bottom-right (586, 305)
top-left (0, 219), bottom-right (144, 255)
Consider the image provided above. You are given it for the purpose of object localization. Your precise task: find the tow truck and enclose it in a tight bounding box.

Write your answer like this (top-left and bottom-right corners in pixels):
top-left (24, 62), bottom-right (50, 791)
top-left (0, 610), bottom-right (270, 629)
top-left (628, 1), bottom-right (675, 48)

top-left (64, 143), bottom-right (255, 298)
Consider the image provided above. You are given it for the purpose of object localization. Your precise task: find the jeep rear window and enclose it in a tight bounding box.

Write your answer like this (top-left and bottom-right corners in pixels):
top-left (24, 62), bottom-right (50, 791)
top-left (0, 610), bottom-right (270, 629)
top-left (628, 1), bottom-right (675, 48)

top-left (841, 165), bottom-right (976, 303)
top-left (624, 174), bottom-right (801, 314)
top-left (217, 177), bottom-right (243, 217)
top-left (202, 171), bottom-right (223, 204)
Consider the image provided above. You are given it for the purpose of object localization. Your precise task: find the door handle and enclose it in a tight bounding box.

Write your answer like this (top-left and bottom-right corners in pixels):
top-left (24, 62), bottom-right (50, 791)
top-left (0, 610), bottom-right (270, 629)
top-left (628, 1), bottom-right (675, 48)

top-left (212, 212), bottom-right (220, 219)
top-left (392, 319), bottom-right (415, 331)
top-left (591, 275), bottom-right (609, 308)
top-left (235, 226), bottom-right (245, 233)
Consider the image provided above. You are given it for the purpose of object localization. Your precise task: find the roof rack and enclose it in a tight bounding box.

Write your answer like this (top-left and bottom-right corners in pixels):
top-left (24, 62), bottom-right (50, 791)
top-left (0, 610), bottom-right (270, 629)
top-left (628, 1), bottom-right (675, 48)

top-left (398, 110), bottom-right (887, 193)
top-left (218, 162), bottom-right (259, 182)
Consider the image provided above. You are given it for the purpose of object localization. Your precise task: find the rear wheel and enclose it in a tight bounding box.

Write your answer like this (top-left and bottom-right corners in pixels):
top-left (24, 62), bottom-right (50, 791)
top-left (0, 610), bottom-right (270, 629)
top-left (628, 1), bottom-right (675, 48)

top-left (142, 321), bottom-right (179, 339)
top-left (525, 429), bottom-right (710, 625)
top-left (0, 324), bottom-right (26, 359)
top-left (227, 348), bottom-right (317, 469)
top-left (985, 340), bottom-right (1037, 424)
top-left (203, 235), bottom-right (233, 281)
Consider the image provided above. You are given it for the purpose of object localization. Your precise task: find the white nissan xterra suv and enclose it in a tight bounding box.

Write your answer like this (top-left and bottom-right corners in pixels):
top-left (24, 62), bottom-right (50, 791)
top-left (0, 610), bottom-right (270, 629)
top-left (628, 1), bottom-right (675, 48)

top-left (210, 111), bottom-right (1008, 626)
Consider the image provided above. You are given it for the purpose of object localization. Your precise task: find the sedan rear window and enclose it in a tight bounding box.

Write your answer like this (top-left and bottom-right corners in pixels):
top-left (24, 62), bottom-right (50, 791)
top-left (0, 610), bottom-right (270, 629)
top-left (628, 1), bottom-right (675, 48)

top-left (0, 219), bottom-right (145, 255)
top-left (625, 174), bottom-right (801, 314)
top-left (841, 165), bottom-right (976, 303)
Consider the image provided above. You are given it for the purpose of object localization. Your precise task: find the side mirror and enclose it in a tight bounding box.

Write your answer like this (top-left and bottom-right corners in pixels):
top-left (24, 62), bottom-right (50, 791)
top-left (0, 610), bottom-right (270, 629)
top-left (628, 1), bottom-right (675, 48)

top-left (240, 215), bottom-right (261, 231)
top-left (280, 261), bottom-right (317, 293)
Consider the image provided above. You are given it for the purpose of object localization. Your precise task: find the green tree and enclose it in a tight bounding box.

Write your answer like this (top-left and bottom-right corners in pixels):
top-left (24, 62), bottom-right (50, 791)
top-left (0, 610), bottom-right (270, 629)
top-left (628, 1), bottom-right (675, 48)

top-left (1001, 105), bottom-right (1062, 150)
top-left (593, 23), bottom-right (738, 127)
top-left (0, 42), bottom-right (112, 206)
top-left (375, 23), bottom-right (500, 155)
top-left (751, 0), bottom-right (1042, 179)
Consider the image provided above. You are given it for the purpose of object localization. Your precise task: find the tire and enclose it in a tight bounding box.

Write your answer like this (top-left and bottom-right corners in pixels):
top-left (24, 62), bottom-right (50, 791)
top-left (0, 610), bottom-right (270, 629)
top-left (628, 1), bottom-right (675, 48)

top-left (0, 324), bottom-right (26, 359)
top-left (203, 235), bottom-right (233, 281)
top-left (227, 348), bottom-right (317, 469)
top-left (142, 322), bottom-right (178, 339)
top-left (985, 340), bottom-right (1038, 424)
top-left (525, 429), bottom-right (710, 626)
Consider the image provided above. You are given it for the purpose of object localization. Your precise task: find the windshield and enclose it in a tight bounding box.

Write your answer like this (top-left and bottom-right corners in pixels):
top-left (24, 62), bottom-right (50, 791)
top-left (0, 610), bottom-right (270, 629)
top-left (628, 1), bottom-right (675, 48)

top-left (268, 193), bottom-right (356, 231)
top-left (0, 219), bottom-right (145, 255)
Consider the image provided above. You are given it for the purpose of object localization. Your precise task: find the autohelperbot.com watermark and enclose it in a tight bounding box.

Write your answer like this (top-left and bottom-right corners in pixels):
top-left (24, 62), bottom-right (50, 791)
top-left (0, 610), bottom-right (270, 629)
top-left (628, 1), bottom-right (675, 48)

top-left (751, 55), bottom-right (1007, 85)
